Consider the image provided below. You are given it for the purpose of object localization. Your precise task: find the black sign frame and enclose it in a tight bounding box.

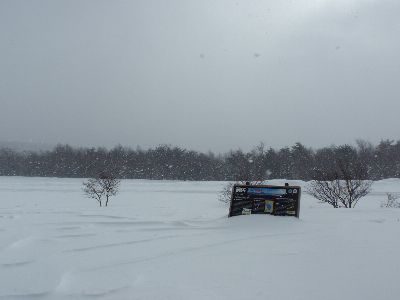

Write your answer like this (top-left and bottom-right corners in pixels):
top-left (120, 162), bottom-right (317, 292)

top-left (228, 184), bottom-right (301, 218)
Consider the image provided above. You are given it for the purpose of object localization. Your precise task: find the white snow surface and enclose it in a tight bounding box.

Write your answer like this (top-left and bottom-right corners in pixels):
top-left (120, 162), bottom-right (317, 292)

top-left (1, 177), bottom-right (400, 300)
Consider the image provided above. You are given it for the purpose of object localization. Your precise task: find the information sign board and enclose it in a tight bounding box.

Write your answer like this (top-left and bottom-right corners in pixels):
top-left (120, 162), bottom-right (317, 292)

top-left (228, 184), bottom-right (301, 218)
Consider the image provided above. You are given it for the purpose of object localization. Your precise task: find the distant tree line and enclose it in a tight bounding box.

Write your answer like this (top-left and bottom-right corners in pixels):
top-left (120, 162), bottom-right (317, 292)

top-left (0, 139), bottom-right (399, 181)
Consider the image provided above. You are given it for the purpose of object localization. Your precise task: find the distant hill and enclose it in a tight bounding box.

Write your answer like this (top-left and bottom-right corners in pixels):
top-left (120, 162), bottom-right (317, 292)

top-left (0, 141), bottom-right (53, 152)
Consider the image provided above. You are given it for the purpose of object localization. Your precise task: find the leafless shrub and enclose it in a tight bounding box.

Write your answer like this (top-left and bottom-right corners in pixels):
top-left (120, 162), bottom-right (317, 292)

top-left (83, 173), bottom-right (121, 207)
top-left (83, 178), bottom-right (104, 206)
top-left (308, 145), bottom-right (373, 208)
top-left (307, 179), bottom-right (372, 208)
top-left (381, 193), bottom-right (400, 208)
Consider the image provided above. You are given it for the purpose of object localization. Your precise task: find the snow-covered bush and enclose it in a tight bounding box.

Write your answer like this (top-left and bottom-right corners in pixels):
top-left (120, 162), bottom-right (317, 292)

top-left (381, 193), bottom-right (400, 208)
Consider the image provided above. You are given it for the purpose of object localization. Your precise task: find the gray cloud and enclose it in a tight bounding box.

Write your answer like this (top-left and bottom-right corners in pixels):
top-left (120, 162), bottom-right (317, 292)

top-left (1, 0), bottom-right (399, 152)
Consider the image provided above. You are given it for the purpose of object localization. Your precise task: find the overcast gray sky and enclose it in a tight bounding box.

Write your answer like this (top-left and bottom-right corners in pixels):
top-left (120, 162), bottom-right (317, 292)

top-left (1, 0), bottom-right (399, 152)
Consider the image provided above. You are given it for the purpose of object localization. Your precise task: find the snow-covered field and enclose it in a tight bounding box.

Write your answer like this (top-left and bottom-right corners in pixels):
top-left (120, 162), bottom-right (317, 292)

top-left (1, 177), bottom-right (400, 300)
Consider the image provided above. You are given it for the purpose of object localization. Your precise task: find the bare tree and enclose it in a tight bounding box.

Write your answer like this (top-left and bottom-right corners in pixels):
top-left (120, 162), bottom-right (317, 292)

top-left (82, 173), bottom-right (121, 207)
top-left (307, 145), bottom-right (372, 208)
top-left (83, 178), bottom-right (104, 207)
top-left (308, 177), bottom-right (372, 208)
top-left (99, 173), bottom-right (121, 207)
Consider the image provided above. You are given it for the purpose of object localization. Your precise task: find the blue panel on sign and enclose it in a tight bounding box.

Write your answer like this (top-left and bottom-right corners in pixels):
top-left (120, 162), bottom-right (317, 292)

top-left (247, 187), bottom-right (287, 196)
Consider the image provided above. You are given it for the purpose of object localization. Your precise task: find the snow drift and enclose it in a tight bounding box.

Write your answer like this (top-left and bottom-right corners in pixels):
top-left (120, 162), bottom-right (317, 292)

top-left (0, 177), bottom-right (399, 300)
